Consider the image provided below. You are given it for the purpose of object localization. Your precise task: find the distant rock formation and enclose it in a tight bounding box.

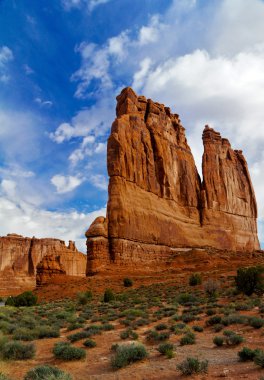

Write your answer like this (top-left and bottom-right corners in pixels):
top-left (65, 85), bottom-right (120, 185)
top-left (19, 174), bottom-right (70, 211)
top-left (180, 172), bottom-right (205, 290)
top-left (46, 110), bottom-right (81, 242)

top-left (36, 255), bottom-right (66, 287)
top-left (0, 234), bottom-right (86, 294)
top-left (86, 87), bottom-right (260, 274)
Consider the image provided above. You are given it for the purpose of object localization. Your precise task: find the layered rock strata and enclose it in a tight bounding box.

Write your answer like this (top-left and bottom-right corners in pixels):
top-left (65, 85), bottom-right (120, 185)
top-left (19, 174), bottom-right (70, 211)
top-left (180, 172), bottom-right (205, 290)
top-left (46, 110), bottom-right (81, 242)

top-left (36, 255), bottom-right (66, 287)
top-left (0, 234), bottom-right (86, 293)
top-left (86, 87), bottom-right (260, 274)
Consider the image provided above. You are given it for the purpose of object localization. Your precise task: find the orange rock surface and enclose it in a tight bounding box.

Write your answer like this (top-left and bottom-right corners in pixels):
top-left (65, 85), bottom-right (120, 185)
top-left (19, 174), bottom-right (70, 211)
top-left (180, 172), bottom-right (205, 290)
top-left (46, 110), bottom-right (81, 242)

top-left (0, 234), bottom-right (86, 294)
top-left (86, 87), bottom-right (260, 274)
top-left (36, 254), bottom-right (66, 287)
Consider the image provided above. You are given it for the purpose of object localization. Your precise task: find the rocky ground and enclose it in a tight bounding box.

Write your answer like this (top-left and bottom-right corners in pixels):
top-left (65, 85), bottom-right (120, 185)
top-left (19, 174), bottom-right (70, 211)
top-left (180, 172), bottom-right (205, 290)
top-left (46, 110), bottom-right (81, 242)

top-left (1, 259), bottom-right (264, 380)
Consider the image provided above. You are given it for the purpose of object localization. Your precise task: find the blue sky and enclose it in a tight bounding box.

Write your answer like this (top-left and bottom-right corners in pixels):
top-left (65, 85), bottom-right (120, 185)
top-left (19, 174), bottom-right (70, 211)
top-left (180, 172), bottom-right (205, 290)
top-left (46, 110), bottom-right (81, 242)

top-left (0, 0), bottom-right (264, 251)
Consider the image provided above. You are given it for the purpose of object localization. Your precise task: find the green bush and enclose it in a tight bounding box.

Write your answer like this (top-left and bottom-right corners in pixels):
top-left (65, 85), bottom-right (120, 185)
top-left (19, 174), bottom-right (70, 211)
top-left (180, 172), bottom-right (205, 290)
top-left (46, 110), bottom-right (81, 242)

top-left (77, 291), bottom-right (92, 305)
top-left (123, 278), bottom-right (133, 287)
top-left (0, 374), bottom-right (12, 380)
top-left (67, 331), bottom-right (90, 343)
top-left (192, 325), bottom-right (203, 332)
top-left (120, 329), bottom-right (138, 340)
top-left (53, 342), bottom-right (86, 361)
top-left (111, 343), bottom-right (148, 369)
top-left (2, 341), bottom-right (35, 360)
top-left (254, 349), bottom-right (264, 367)
top-left (189, 273), bottom-right (202, 286)
top-left (207, 315), bottom-right (222, 326)
top-left (5, 291), bottom-right (37, 307)
top-left (235, 266), bottom-right (264, 296)
top-left (249, 317), bottom-right (264, 329)
top-left (238, 347), bottom-right (257, 361)
top-left (155, 323), bottom-right (167, 331)
top-left (103, 289), bottom-right (115, 303)
top-left (213, 336), bottom-right (224, 347)
top-left (37, 326), bottom-right (60, 339)
top-left (223, 331), bottom-right (244, 346)
top-left (13, 328), bottom-right (37, 341)
top-left (177, 357), bottom-right (208, 375)
top-left (24, 365), bottom-right (72, 380)
top-left (83, 339), bottom-right (96, 348)
top-left (146, 330), bottom-right (170, 342)
top-left (180, 332), bottom-right (196, 346)
top-left (158, 343), bottom-right (174, 358)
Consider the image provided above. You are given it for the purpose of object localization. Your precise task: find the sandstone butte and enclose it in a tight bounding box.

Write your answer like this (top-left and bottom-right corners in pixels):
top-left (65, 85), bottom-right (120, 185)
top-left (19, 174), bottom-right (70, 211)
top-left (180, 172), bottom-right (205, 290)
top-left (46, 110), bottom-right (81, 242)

top-left (85, 87), bottom-right (260, 275)
top-left (0, 233), bottom-right (86, 294)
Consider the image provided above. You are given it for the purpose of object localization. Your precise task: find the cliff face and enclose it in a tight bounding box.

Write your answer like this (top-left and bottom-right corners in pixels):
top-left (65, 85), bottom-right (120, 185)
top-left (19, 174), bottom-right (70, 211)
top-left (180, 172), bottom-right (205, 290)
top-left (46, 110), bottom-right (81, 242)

top-left (0, 234), bottom-right (86, 294)
top-left (86, 87), bottom-right (260, 274)
top-left (36, 255), bottom-right (66, 287)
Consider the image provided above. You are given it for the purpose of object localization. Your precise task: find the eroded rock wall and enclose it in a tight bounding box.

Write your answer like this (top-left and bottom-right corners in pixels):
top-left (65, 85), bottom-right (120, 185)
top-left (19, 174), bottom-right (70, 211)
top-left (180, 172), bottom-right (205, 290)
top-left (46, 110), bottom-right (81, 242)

top-left (0, 234), bottom-right (86, 294)
top-left (86, 87), bottom-right (260, 272)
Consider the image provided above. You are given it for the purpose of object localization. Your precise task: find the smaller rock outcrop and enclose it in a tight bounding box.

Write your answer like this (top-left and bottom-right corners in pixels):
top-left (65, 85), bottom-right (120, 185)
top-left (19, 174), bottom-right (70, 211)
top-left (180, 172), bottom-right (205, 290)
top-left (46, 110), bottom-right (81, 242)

top-left (85, 217), bottom-right (110, 275)
top-left (36, 255), bottom-right (66, 287)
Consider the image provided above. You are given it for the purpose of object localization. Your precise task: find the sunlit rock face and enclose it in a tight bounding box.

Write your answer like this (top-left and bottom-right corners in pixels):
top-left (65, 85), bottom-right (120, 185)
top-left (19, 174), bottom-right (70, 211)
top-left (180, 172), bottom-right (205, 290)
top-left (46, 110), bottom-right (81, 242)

top-left (86, 87), bottom-right (259, 273)
top-left (0, 234), bottom-right (86, 293)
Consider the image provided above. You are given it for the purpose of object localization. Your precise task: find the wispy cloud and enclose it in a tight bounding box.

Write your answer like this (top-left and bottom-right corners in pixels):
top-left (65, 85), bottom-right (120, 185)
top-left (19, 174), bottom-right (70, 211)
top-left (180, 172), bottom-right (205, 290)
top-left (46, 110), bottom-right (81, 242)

top-left (61, 0), bottom-right (111, 12)
top-left (0, 45), bottom-right (13, 82)
top-left (34, 97), bottom-right (53, 107)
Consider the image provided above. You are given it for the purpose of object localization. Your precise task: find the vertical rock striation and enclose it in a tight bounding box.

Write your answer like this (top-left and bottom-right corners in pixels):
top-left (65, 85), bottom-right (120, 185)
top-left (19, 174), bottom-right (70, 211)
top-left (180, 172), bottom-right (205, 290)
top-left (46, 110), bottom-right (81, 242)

top-left (0, 234), bottom-right (86, 293)
top-left (86, 87), bottom-right (260, 273)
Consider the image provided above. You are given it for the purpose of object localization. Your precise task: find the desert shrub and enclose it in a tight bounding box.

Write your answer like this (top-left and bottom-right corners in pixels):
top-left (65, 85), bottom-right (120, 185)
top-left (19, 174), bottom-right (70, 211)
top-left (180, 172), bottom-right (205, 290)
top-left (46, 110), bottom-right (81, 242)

top-left (248, 317), bottom-right (264, 329)
top-left (176, 293), bottom-right (198, 306)
top-left (103, 289), bottom-right (115, 303)
top-left (123, 278), bottom-right (133, 287)
top-left (180, 332), bottom-right (196, 346)
top-left (83, 339), bottom-right (96, 348)
top-left (238, 347), bottom-right (257, 361)
top-left (189, 273), bottom-right (202, 286)
top-left (177, 357), bottom-right (208, 375)
top-left (120, 329), bottom-right (138, 340)
top-left (13, 327), bottom-right (38, 341)
top-left (204, 279), bottom-right (220, 298)
top-left (77, 291), bottom-right (92, 305)
top-left (37, 326), bottom-right (60, 339)
top-left (181, 313), bottom-right (196, 323)
top-left (5, 291), bottom-right (37, 307)
top-left (207, 315), bottom-right (222, 326)
top-left (111, 343), bottom-right (148, 369)
top-left (254, 349), bottom-right (264, 367)
top-left (158, 343), bottom-right (174, 358)
top-left (101, 323), bottom-right (114, 331)
top-left (223, 331), bottom-right (244, 346)
top-left (67, 331), bottom-right (90, 343)
top-left (24, 365), bottom-right (72, 380)
top-left (193, 325), bottom-right (203, 332)
top-left (53, 342), bottom-right (86, 361)
top-left (146, 330), bottom-right (170, 342)
top-left (213, 336), bottom-right (224, 347)
top-left (85, 324), bottom-right (102, 336)
top-left (222, 314), bottom-right (247, 326)
top-left (2, 341), bottom-right (35, 360)
top-left (155, 323), bottom-right (168, 331)
top-left (0, 374), bottom-right (12, 380)
top-left (213, 324), bottom-right (224, 332)
top-left (235, 266), bottom-right (264, 296)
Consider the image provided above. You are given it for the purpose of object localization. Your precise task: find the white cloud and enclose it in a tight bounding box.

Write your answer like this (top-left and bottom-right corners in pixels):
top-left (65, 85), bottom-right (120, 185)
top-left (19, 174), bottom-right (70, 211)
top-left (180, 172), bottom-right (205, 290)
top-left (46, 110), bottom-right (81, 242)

top-left (62, 0), bottom-right (111, 11)
top-left (23, 64), bottom-right (34, 75)
top-left (0, 190), bottom-right (106, 252)
top-left (34, 97), bottom-right (53, 107)
top-left (138, 15), bottom-right (163, 46)
top-left (51, 174), bottom-right (83, 194)
top-left (88, 0), bottom-right (111, 11)
top-left (0, 46), bottom-right (13, 66)
top-left (0, 46), bottom-right (13, 82)
top-left (90, 174), bottom-right (108, 190)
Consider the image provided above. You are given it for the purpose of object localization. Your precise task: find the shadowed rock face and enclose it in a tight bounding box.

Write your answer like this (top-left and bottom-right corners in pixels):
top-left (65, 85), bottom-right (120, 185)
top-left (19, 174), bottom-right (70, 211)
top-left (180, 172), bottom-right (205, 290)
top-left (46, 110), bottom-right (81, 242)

top-left (87, 87), bottom-right (259, 274)
top-left (36, 255), bottom-right (66, 287)
top-left (0, 234), bottom-right (86, 293)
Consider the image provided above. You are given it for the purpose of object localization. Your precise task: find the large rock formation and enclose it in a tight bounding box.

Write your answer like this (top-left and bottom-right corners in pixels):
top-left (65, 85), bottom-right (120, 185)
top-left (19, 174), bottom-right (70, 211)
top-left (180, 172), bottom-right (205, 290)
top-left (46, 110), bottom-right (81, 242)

top-left (0, 234), bottom-right (86, 294)
top-left (36, 255), bottom-right (67, 287)
top-left (86, 87), bottom-right (260, 274)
